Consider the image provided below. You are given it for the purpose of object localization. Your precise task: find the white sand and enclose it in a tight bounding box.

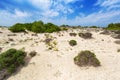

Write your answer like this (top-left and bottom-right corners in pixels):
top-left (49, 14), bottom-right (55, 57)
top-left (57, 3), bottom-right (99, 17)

top-left (0, 28), bottom-right (120, 80)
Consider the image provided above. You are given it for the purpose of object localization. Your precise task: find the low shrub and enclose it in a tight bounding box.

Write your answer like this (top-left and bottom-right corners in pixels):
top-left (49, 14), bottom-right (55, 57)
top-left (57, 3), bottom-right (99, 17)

top-left (113, 30), bottom-right (120, 34)
top-left (29, 51), bottom-right (37, 57)
top-left (74, 50), bottom-right (100, 67)
top-left (106, 23), bottom-right (120, 31)
top-left (114, 40), bottom-right (120, 44)
top-left (44, 38), bottom-right (52, 44)
top-left (69, 40), bottom-right (77, 46)
top-left (0, 49), bottom-right (26, 74)
top-left (69, 33), bottom-right (77, 37)
top-left (117, 49), bottom-right (120, 52)
top-left (113, 34), bottom-right (120, 39)
top-left (78, 32), bottom-right (92, 39)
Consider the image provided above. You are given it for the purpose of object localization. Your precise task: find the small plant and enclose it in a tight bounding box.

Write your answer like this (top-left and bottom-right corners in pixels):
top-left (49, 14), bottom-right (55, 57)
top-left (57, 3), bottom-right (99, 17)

top-left (44, 38), bottom-right (52, 44)
top-left (78, 32), bottom-right (92, 39)
top-left (53, 41), bottom-right (57, 45)
top-left (29, 51), bottom-right (37, 57)
top-left (74, 50), bottom-right (100, 67)
top-left (69, 33), bottom-right (77, 37)
top-left (114, 40), bottom-right (120, 44)
top-left (69, 40), bottom-right (77, 46)
top-left (117, 49), bottom-right (120, 52)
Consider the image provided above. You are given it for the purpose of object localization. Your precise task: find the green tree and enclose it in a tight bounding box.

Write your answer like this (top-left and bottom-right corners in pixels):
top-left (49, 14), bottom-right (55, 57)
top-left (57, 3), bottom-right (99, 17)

top-left (31, 21), bottom-right (45, 33)
top-left (44, 23), bottom-right (61, 33)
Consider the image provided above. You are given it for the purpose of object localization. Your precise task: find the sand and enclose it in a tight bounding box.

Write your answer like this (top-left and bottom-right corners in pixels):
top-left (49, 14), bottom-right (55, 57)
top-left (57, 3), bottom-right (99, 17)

top-left (0, 27), bottom-right (120, 80)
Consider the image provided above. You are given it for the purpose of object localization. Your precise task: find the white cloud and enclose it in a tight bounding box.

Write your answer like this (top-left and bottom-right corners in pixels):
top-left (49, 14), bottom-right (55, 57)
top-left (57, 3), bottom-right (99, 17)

top-left (95, 0), bottom-right (120, 10)
top-left (14, 9), bottom-right (30, 17)
top-left (101, 0), bottom-right (120, 7)
top-left (45, 10), bottom-right (120, 26)
top-left (28, 0), bottom-right (51, 11)
top-left (0, 10), bottom-right (31, 26)
top-left (41, 10), bottom-right (59, 18)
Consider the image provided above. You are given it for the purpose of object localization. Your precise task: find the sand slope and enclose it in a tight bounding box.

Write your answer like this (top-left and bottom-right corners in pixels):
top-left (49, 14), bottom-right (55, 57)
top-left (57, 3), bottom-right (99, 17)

top-left (0, 28), bottom-right (120, 80)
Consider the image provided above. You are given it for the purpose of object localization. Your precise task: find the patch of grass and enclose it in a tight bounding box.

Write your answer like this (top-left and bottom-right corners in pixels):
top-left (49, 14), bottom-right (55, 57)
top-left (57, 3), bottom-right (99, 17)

top-left (74, 50), bottom-right (101, 67)
top-left (69, 40), bottom-right (77, 46)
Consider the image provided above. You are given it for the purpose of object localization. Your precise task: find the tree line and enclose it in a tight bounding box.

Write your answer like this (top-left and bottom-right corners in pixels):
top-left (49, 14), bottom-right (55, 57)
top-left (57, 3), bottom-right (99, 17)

top-left (9, 21), bottom-right (61, 33)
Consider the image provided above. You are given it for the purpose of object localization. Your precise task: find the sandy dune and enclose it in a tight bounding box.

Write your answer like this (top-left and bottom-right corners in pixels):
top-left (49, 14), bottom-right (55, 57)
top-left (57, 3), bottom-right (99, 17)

top-left (0, 27), bottom-right (120, 80)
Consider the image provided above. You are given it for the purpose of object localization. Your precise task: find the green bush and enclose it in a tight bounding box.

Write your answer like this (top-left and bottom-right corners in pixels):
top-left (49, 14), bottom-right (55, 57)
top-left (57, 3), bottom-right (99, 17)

top-left (31, 21), bottom-right (45, 33)
top-left (9, 21), bottom-right (61, 33)
top-left (44, 23), bottom-right (61, 33)
top-left (69, 40), bottom-right (77, 46)
top-left (74, 50), bottom-right (100, 67)
top-left (0, 48), bottom-right (26, 73)
top-left (9, 23), bottom-right (26, 32)
top-left (106, 23), bottom-right (120, 31)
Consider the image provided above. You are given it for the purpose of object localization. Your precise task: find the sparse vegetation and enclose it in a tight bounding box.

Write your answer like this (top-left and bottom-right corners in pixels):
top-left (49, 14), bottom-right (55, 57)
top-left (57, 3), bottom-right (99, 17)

top-left (69, 40), bottom-right (77, 46)
top-left (74, 50), bottom-right (100, 67)
top-left (78, 32), bottom-right (92, 39)
top-left (69, 33), bottom-right (77, 37)
top-left (44, 34), bottom-right (58, 51)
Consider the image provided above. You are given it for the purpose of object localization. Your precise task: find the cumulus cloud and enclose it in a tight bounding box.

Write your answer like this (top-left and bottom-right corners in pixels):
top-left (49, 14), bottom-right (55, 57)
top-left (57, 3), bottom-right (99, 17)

top-left (0, 10), bottom-right (31, 26)
top-left (0, 0), bottom-right (120, 26)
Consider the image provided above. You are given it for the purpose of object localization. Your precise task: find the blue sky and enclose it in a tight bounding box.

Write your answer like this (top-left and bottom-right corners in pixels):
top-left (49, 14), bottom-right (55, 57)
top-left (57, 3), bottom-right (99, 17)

top-left (0, 0), bottom-right (120, 27)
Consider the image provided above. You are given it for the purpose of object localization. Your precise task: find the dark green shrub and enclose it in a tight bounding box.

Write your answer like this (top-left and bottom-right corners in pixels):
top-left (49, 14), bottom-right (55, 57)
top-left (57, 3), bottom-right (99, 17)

top-left (106, 23), bottom-right (120, 31)
top-left (74, 50), bottom-right (100, 67)
top-left (44, 23), bottom-right (61, 33)
top-left (9, 21), bottom-right (61, 33)
top-left (69, 40), bottom-right (77, 46)
top-left (31, 21), bottom-right (45, 33)
top-left (90, 26), bottom-right (98, 28)
top-left (0, 48), bottom-right (26, 73)
top-left (9, 23), bottom-right (25, 32)
top-left (78, 32), bottom-right (92, 39)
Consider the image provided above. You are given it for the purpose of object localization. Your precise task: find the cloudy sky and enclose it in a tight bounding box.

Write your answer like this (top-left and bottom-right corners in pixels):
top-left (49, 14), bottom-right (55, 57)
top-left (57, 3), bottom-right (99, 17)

top-left (0, 0), bottom-right (120, 27)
